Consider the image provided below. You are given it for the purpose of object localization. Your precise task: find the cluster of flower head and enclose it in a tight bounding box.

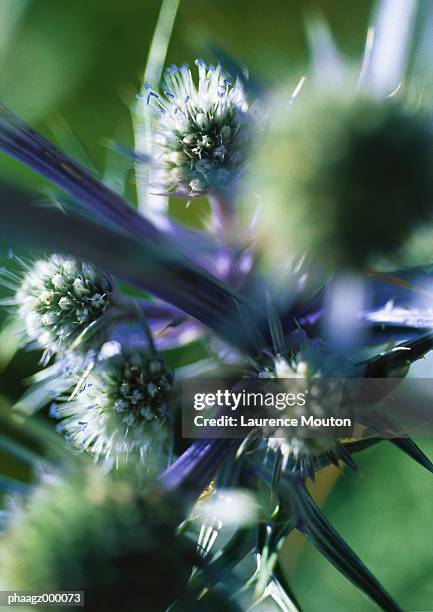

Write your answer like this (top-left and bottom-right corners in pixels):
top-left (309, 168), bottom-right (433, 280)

top-left (144, 60), bottom-right (251, 196)
top-left (57, 343), bottom-right (173, 464)
top-left (16, 255), bottom-right (112, 354)
top-left (7, 253), bottom-right (175, 466)
top-left (1, 10), bottom-right (433, 609)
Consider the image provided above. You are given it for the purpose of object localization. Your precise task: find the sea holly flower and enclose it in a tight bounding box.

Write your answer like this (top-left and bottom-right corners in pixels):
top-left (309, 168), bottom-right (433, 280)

top-left (1, 254), bottom-right (113, 357)
top-left (1, 0), bottom-right (433, 609)
top-left (250, 88), bottom-right (433, 271)
top-left (0, 107), bottom-right (432, 611)
top-left (249, 328), bottom-right (358, 479)
top-left (0, 467), bottom-right (197, 612)
top-left (56, 342), bottom-right (174, 466)
top-left (142, 60), bottom-right (252, 197)
top-left (1, 112), bottom-right (433, 611)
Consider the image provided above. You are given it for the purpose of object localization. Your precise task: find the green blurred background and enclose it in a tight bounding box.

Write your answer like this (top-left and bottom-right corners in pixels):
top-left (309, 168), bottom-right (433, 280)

top-left (0, 1), bottom-right (431, 610)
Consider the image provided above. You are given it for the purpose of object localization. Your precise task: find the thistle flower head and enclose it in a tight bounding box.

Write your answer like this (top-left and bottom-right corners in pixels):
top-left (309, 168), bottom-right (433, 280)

top-left (15, 254), bottom-right (112, 354)
top-left (144, 60), bottom-right (251, 196)
top-left (259, 338), bottom-right (351, 471)
top-left (57, 342), bottom-right (174, 465)
top-left (0, 468), bottom-right (196, 611)
top-left (252, 89), bottom-right (433, 270)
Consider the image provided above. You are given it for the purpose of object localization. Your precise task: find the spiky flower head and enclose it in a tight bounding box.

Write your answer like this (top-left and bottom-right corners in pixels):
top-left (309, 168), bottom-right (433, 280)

top-left (0, 468), bottom-right (196, 611)
top-left (57, 342), bottom-right (174, 465)
top-left (251, 88), bottom-right (433, 270)
top-left (15, 254), bottom-right (112, 354)
top-left (144, 60), bottom-right (252, 196)
top-left (259, 337), bottom-right (353, 474)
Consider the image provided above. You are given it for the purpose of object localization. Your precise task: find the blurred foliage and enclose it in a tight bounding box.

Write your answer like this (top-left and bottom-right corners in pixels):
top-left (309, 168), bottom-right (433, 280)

top-left (290, 439), bottom-right (433, 611)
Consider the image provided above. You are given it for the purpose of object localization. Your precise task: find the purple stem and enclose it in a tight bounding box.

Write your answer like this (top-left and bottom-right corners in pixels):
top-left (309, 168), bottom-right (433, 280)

top-left (160, 438), bottom-right (238, 493)
top-left (0, 105), bottom-right (158, 239)
top-left (209, 192), bottom-right (238, 238)
top-left (0, 104), bottom-right (221, 265)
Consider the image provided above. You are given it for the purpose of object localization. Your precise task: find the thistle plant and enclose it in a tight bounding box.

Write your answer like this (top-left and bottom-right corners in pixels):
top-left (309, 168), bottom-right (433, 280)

top-left (57, 343), bottom-right (173, 465)
top-left (15, 255), bottom-right (113, 353)
top-left (258, 333), bottom-right (356, 477)
top-left (0, 0), bottom-right (433, 610)
top-left (0, 254), bottom-right (114, 362)
top-left (0, 466), bottom-right (197, 612)
top-left (251, 90), bottom-right (433, 270)
top-left (142, 59), bottom-right (252, 197)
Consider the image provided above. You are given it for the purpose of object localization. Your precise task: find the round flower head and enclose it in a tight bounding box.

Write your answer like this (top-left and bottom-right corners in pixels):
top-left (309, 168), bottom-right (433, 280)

top-left (57, 342), bottom-right (174, 465)
top-left (251, 88), bottom-right (433, 270)
top-left (144, 60), bottom-right (252, 196)
top-left (0, 468), bottom-right (196, 612)
top-left (259, 338), bottom-right (353, 477)
top-left (15, 254), bottom-right (112, 354)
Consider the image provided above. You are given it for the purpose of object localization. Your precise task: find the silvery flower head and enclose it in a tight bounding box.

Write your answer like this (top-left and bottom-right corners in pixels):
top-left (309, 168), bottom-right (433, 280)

top-left (144, 60), bottom-right (252, 196)
top-left (259, 339), bottom-right (352, 475)
top-left (15, 254), bottom-right (112, 355)
top-left (57, 342), bottom-right (174, 466)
